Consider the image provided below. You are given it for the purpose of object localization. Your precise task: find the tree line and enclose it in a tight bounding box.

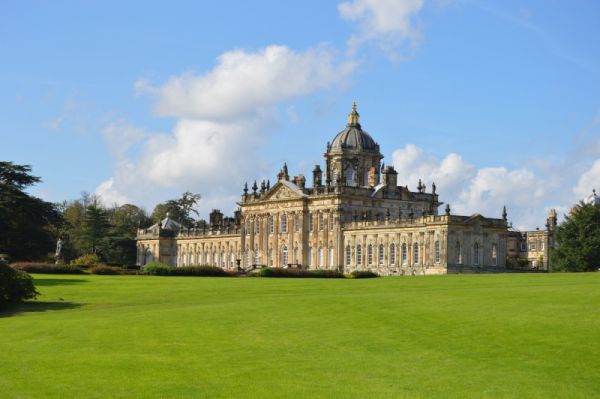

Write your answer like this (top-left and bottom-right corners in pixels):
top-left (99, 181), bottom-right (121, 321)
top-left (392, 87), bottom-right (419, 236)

top-left (0, 161), bottom-right (201, 265)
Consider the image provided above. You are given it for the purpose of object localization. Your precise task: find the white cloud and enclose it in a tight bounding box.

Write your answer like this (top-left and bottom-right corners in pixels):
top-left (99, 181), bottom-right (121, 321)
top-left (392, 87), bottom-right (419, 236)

top-left (391, 144), bottom-right (547, 229)
top-left (42, 116), bottom-right (64, 130)
top-left (574, 159), bottom-right (600, 200)
top-left (338, 0), bottom-right (424, 56)
top-left (98, 44), bottom-right (354, 215)
top-left (136, 45), bottom-right (355, 120)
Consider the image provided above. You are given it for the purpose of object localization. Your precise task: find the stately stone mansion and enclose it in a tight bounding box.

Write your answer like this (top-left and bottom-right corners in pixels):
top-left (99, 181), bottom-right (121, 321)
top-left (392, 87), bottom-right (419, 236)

top-left (137, 103), bottom-right (511, 275)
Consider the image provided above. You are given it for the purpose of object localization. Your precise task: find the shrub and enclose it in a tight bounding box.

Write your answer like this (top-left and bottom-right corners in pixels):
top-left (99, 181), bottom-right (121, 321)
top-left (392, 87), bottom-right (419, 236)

top-left (350, 270), bottom-right (378, 279)
top-left (251, 267), bottom-right (344, 278)
top-left (169, 266), bottom-right (233, 277)
top-left (0, 261), bottom-right (38, 307)
top-left (70, 254), bottom-right (100, 267)
top-left (10, 262), bottom-right (84, 274)
top-left (143, 262), bottom-right (172, 276)
top-left (90, 265), bottom-right (123, 275)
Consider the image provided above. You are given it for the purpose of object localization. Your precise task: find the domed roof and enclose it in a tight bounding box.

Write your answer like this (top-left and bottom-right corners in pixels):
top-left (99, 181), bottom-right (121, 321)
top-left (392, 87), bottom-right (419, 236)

top-left (329, 102), bottom-right (380, 153)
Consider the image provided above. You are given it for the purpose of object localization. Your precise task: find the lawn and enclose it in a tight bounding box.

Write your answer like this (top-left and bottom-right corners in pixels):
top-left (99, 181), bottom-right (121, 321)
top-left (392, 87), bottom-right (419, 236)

top-left (1, 273), bottom-right (599, 398)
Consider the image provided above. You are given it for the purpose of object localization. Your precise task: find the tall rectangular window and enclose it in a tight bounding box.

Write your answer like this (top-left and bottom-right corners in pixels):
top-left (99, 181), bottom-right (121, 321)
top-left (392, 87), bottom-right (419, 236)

top-left (434, 240), bottom-right (440, 263)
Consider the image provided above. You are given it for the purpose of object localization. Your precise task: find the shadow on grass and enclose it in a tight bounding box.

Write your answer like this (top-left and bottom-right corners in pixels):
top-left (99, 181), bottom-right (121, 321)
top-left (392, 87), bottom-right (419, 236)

top-left (0, 301), bottom-right (82, 317)
top-left (33, 278), bottom-right (88, 287)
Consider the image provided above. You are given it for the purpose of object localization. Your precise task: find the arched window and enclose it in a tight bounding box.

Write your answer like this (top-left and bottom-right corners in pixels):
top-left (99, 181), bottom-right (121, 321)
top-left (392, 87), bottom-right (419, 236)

top-left (378, 244), bottom-right (385, 265)
top-left (434, 240), bottom-right (440, 263)
top-left (221, 252), bottom-right (226, 268)
top-left (345, 245), bottom-right (351, 265)
top-left (345, 166), bottom-right (355, 186)
top-left (401, 243), bottom-right (407, 265)
top-left (318, 247), bottom-right (324, 267)
top-left (356, 245), bottom-right (362, 265)
top-left (329, 247), bottom-right (334, 266)
top-left (318, 212), bottom-right (324, 231)
top-left (213, 252), bottom-right (218, 266)
top-left (205, 252), bottom-right (210, 265)
top-left (413, 243), bottom-right (419, 265)
top-left (268, 215), bottom-right (274, 234)
top-left (367, 244), bottom-right (373, 265)
top-left (254, 246), bottom-right (260, 265)
top-left (492, 244), bottom-right (498, 266)
top-left (456, 241), bottom-right (462, 264)
top-left (230, 252), bottom-right (235, 268)
top-left (280, 214), bottom-right (287, 233)
top-left (282, 245), bottom-right (288, 266)
top-left (390, 244), bottom-right (396, 265)
top-left (473, 243), bottom-right (480, 266)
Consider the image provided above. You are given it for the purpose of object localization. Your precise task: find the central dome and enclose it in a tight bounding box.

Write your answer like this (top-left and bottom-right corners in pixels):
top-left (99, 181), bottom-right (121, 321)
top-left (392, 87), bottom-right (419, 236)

top-left (329, 102), bottom-right (379, 153)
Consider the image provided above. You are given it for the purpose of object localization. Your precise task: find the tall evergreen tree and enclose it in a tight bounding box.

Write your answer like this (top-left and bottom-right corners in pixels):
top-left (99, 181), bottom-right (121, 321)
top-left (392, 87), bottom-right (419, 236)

top-left (551, 202), bottom-right (600, 272)
top-left (0, 162), bottom-right (62, 260)
top-left (80, 195), bottom-right (110, 255)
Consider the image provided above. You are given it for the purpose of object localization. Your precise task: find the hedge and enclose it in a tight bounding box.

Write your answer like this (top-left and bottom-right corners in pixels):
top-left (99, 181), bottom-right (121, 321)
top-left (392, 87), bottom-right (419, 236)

top-left (90, 265), bottom-right (123, 275)
top-left (350, 270), bottom-right (378, 278)
top-left (10, 263), bottom-right (85, 275)
top-left (250, 267), bottom-right (344, 278)
top-left (143, 263), bottom-right (233, 277)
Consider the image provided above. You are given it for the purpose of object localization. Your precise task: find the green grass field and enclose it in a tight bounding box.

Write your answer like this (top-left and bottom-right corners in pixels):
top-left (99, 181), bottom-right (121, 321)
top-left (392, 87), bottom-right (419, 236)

top-left (1, 273), bottom-right (599, 398)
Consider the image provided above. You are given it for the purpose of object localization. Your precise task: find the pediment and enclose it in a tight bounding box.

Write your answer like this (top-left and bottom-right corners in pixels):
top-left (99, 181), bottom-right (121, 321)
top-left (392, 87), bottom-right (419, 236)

top-left (262, 181), bottom-right (306, 201)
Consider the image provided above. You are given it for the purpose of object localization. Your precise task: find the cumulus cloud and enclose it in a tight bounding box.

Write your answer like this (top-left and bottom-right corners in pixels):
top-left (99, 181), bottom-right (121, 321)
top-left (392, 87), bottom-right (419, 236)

top-left (136, 45), bottom-right (355, 120)
top-left (97, 44), bottom-right (355, 215)
top-left (392, 144), bottom-right (547, 228)
top-left (574, 159), bottom-right (600, 200)
top-left (339, 0), bottom-right (424, 56)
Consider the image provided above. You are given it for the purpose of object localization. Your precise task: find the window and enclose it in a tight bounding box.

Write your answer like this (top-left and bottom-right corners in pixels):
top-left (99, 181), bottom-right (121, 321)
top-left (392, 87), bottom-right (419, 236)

top-left (345, 245), bottom-right (351, 265)
top-left (329, 212), bottom-right (334, 230)
top-left (329, 247), bottom-right (334, 266)
top-left (413, 243), bottom-right (419, 265)
top-left (401, 243), bottom-right (407, 265)
top-left (254, 246), bottom-right (260, 265)
top-left (390, 244), bottom-right (396, 265)
top-left (294, 214), bottom-right (300, 232)
top-left (268, 215), bottom-right (274, 234)
top-left (492, 244), bottom-right (498, 266)
top-left (308, 247), bottom-right (312, 266)
top-left (268, 249), bottom-right (273, 266)
top-left (205, 253), bottom-right (210, 265)
top-left (520, 242), bottom-right (527, 252)
top-left (318, 247), bottom-right (324, 267)
top-left (245, 250), bottom-right (250, 268)
top-left (213, 253), bottom-right (218, 266)
top-left (282, 245), bottom-right (288, 266)
top-left (379, 244), bottom-right (384, 265)
top-left (541, 241), bottom-right (545, 251)
top-left (254, 218), bottom-right (260, 234)
top-left (308, 213), bottom-right (313, 232)
top-left (356, 245), bottom-right (362, 265)
top-left (294, 247), bottom-right (298, 263)
top-left (280, 214), bottom-right (287, 233)
top-left (456, 241), bottom-right (462, 264)
top-left (434, 240), bottom-right (440, 263)
top-left (474, 243), bottom-right (480, 266)
top-left (529, 241), bottom-right (536, 251)
top-left (367, 244), bottom-right (373, 265)
top-left (230, 253), bottom-right (235, 268)
top-left (318, 212), bottom-right (324, 231)
top-left (221, 252), bottom-right (226, 268)
top-left (345, 166), bottom-right (355, 186)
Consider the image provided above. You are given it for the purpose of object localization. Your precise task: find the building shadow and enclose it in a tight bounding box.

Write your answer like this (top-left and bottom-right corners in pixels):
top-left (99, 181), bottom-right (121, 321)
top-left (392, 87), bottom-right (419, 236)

top-left (33, 278), bottom-right (88, 287)
top-left (0, 301), bottom-right (82, 317)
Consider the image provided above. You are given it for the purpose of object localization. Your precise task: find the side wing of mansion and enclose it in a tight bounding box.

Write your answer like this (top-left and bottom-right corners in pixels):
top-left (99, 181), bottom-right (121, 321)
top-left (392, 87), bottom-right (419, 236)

top-left (137, 103), bottom-right (509, 275)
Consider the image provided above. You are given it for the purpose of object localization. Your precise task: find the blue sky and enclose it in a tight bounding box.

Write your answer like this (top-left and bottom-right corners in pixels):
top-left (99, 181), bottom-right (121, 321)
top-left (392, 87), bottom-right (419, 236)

top-left (2, 0), bottom-right (600, 229)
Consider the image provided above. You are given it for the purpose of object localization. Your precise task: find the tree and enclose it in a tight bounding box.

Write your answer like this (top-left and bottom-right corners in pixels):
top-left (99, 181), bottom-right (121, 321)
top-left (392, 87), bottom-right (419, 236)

top-left (103, 204), bottom-right (150, 265)
top-left (0, 162), bottom-right (62, 261)
top-left (80, 195), bottom-right (110, 255)
top-left (551, 202), bottom-right (600, 272)
top-left (150, 191), bottom-right (201, 228)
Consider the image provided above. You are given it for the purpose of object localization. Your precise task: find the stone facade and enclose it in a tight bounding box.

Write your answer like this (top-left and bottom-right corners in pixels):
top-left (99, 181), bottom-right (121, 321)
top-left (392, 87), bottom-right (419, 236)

top-left (137, 103), bottom-right (508, 275)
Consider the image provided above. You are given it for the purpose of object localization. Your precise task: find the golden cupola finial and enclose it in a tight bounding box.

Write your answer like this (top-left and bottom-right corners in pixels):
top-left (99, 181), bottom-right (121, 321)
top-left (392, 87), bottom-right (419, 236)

top-left (347, 101), bottom-right (360, 126)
